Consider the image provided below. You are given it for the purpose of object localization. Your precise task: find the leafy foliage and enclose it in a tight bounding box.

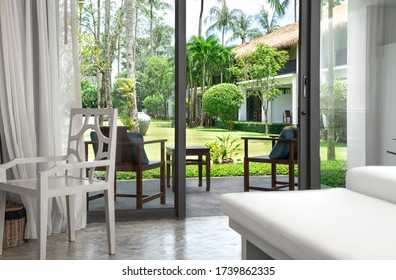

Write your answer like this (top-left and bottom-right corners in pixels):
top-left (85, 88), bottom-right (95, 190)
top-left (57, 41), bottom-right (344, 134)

top-left (143, 94), bottom-right (163, 117)
top-left (94, 160), bottom-right (346, 188)
top-left (320, 79), bottom-right (347, 142)
top-left (230, 43), bottom-right (289, 134)
top-left (205, 134), bottom-right (241, 163)
top-left (81, 80), bottom-right (98, 108)
top-left (202, 83), bottom-right (244, 130)
top-left (112, 78), bottom-right (136, 128)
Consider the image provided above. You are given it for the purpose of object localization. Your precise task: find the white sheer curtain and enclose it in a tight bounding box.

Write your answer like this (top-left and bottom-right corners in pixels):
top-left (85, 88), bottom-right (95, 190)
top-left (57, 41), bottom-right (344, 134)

top-left (0, 0), bottom-right (83, 238)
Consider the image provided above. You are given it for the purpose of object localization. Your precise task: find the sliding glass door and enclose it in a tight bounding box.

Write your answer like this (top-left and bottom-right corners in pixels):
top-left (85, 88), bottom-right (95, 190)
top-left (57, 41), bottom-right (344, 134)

top-left (300, 0), bottom-right (396, 189)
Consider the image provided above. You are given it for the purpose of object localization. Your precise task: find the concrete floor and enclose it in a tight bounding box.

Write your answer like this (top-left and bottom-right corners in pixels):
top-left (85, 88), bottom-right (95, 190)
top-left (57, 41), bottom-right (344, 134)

top-left (0, 216), bottom-right (241, 260)
top-left (0, 176), bottom-right (291, 260)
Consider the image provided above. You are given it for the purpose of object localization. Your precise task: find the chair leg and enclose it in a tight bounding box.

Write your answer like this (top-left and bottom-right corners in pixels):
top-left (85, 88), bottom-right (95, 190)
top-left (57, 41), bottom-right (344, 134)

top-left (205, 155), bottom-right (210, 191)
top-left (198, 155), bottom-right (203, 187)
top-left (66, 195), bottom-right (76, 242)
top-left (160, 164), bottom-right (166, 204)
top-left (37, 193), bottom-right (48, 260)
top-left (166, 159), bottom-right (171, 188)
top-left (0, 191), bottom-right (6, 255)
top-left (244, 159), bottom-right (249, 192)
top-left (271, 163), bottom-right (277, 189)
top-left (289, 164), bottom-right (295, 191)
top-left (104, 188), bottom-right (116, 255)
top-left (136, 171), bottom-right (143, 209)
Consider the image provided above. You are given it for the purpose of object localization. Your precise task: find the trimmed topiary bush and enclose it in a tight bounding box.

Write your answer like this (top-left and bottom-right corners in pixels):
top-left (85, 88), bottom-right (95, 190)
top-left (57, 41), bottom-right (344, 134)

top-left (202, 83), bottom-right (244, 130)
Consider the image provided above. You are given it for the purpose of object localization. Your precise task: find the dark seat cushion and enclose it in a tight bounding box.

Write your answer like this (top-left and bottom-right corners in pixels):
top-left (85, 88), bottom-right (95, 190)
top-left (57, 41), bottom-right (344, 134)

top-left (90, 131), bottom-right (149, 165)
top-left (269, 129), bottom-right (296, 159)
top-left (127, 132), bottom-right (150, 165)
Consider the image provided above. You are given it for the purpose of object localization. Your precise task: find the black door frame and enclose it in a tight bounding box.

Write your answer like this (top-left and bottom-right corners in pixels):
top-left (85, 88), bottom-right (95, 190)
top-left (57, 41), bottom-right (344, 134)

top-left (175, 0), bottom-right (187, 219)
top-left (298, 0), bottom-right (321, 190)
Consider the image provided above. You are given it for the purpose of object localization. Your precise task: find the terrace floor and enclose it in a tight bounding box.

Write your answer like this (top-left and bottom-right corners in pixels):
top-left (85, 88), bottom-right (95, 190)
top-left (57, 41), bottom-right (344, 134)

top-left (0, 176), bottom-right (288, 260)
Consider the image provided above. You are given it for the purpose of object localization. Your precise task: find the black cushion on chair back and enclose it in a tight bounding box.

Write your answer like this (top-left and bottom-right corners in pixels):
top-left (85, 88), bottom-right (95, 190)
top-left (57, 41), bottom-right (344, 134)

top-left (269, 129), bottom-right (296, 159)
top-left (127, 132), bottom-right (150, 165)
top-left (90, 131), bottom-right (99, 155)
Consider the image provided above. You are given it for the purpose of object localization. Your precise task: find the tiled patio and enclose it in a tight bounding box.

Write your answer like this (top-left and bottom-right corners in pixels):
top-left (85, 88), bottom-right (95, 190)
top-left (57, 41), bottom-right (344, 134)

top-left (0, 176), bottom-right (283, 260)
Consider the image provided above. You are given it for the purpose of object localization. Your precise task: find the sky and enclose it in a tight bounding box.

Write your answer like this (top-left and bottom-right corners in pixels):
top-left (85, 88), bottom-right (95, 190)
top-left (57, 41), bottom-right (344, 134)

top-left (163, 0), bottom-right (296, 45)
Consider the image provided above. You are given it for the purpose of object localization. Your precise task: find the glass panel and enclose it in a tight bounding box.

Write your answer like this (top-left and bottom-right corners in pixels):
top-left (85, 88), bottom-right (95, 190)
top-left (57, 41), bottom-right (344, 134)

top-left (78, 0), bottom-right (176, 215)
top-left (320, 0), bottom-right (396, 188)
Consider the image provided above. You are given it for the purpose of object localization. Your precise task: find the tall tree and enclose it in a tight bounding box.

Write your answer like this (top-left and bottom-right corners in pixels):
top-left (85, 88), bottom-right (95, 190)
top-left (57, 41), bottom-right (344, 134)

top-left (231, 43), bottom-right (289, 134)
top-left (228, 12), bottom-right (261, 44)
top-left (102, 0), bottom-right (112, 107)
top-left (125, 0), bottom-right (139, 131)
top-left (322, 0), bottom-right (344, 159)
top-left (266, 0), bottom-right (300, 22)
top-left (152, 23), bottom-right (174, 57)
top-left (144, 56), bottom-right (173, 119)
top-left (187, 35), bottom-right (230, 125)
top-left (147, 0), bottom-right (172, 55)
top-left (198, 0), bottom-right (204, 36)
top-left (255, 7), bottom-right (280, 35)
top-left (204, 0), bottom-right (242, 46)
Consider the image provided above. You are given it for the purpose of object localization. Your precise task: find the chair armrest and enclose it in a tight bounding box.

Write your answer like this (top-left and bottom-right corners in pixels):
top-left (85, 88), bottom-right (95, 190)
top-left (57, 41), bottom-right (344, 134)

top-left (242, 137), bottom-right (297, 159)
top-left (241, 136), bottom-right (296, 142)
top-left (0, 156), bottom-right (68, 170)
top-left (142, 139), bottom-right (167, 145)
top-left (40, 159), bottom-right (114, 177)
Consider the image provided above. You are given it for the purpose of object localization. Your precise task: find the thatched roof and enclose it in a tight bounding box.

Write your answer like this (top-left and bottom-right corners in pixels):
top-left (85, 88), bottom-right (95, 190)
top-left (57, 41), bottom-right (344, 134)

top-left (232, 22), bottom-right (299, 58)
top-left (321, 3), bottom-right (348, 32)
top-left (233, 3), bottom-right (348, 58)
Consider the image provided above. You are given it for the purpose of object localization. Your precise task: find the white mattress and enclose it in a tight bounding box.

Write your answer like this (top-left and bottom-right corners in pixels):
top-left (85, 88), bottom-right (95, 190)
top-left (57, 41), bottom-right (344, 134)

top-left (220, 188), bottom-right (396, 259)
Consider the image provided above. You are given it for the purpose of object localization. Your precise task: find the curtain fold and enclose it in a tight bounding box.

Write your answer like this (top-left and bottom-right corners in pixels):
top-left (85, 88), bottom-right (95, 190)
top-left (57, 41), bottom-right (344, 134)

top-left (0, 0), bottom-right (83, 238)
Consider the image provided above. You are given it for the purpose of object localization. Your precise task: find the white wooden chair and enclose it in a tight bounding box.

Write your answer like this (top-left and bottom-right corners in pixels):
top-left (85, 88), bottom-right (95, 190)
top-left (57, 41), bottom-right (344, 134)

top-left (0, 108), bottom-right (117, 259)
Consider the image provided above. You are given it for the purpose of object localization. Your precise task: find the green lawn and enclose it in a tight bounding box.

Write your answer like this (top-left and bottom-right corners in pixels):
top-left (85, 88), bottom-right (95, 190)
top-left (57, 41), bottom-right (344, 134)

top-left (94, 120), bottom-right (347, 188)
top-left (144, 120), bottom-right (277, 162)
top-left (144, 120), bottom-right (347, 162)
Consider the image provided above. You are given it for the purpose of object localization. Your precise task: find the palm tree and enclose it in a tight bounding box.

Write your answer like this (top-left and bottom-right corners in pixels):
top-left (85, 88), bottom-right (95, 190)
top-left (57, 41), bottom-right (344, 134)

top-left (187, 35), bottom-right (229, 124)
top-left (152, 23), bottom-right (174, 56)
top-left (228, 12), bottom-right (261, 44)
top-left (125, 0), bottom-right (139, 131)
top-left (204, 0), bottom-right (242, 46)
top-left (147, 0), bottom-right (172, 55)
top-left (255, 6), bottom-right (280, 35)
top-left (198, 0), bottom-right (204, 36)
top-left (266, 0), bottom-right (298, 22)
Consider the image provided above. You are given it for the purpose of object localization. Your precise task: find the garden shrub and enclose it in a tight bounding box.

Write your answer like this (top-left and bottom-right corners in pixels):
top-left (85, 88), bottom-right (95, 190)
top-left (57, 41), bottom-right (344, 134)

top-left (215, 121), bottom-right (290, 135)
top-left (202, 83), bottom-right (244, 130)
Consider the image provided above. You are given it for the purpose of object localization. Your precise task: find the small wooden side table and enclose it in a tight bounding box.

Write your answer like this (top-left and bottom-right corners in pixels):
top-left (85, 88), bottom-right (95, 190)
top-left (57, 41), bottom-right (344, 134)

top-left (166, 146), bottom-right (211, 191)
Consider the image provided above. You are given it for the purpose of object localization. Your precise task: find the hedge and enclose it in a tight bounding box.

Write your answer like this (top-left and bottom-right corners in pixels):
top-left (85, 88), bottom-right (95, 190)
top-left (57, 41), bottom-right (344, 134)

top-left (94, 159), bottom-right (346, 188)
top-left (215, 120), bottom-right (290, 134)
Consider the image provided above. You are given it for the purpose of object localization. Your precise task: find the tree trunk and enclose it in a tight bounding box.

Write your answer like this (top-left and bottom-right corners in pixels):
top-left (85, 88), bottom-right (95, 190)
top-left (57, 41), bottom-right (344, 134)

top-left (198, 0), bottom-right (204, 36)
top-left (149, 1), bottom-right (154, 55)
top-left (103, 0), bottom-right (112, 108)
top-left (96, 0), bottom-right (102, 110)
top-left (125, 0), bottom-right (139, 131)
top-left (326, 0), bottom-right (336, 160)
top-left (262, 97), bottom-right (269, 135)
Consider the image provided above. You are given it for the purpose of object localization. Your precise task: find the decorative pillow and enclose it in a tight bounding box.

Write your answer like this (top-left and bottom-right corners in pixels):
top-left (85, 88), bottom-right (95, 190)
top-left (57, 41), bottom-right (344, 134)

top-left (269, 129), bottom-right (296, 159)
top-left (127, 132), bottom-right (150, 165)
top-left (90, 131), bottom-right (99, 155)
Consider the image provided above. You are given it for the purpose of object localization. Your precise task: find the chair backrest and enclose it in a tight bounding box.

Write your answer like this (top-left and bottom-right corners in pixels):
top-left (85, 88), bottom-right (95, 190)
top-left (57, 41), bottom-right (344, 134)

top-left (91, 127), bottom-right (149, 165)
top-left (284, 110), bottom-right (291, 117)
top-left (67, 108), bottom-right (118, 164)
top-left (269, 128), bottom-right (297, 159)
top-left (127, 132), bottom-right (149, 165)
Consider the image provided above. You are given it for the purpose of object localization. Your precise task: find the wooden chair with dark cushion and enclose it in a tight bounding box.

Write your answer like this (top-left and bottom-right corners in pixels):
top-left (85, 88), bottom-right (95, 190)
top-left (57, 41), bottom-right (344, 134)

top-left (283, 110), bottom-right (292, 124)
top-left (86, 126), bottom-right (167, 209)
top-left (242, 128), bottom-right (298, 191)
